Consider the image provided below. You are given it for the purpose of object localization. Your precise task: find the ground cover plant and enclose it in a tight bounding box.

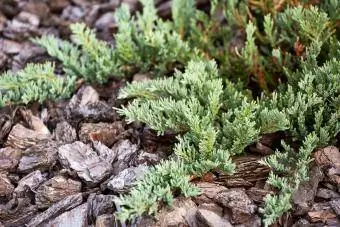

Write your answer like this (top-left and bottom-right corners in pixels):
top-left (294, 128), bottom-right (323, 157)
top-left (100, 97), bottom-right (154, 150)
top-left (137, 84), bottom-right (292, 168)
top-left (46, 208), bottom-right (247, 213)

top-left (0, 0), bottom-right (339, 226)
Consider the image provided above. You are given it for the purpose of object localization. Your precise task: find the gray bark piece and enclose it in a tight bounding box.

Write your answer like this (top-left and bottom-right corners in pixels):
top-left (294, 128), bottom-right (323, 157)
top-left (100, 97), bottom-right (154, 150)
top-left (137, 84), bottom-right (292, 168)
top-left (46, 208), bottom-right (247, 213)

top-left (307, 202), bottom-right (337, 223)
top-left (58, 141), bottom-right (113, 185)
top-left (61, 6), bottom-right (84, 22)
top-left (107, 165), bottom-right (147, 193)
top-left (292, 219), bottom-right (311, 227)
top-left (19, 108), bottom-right (50, 135)
top-left (95, 13), bottom-right (116, 38)
top-left (0, 198), bottom-right (38, 226)
top-left (11, 43), bottom-right (46, 71)
top-left (316, 188), bottom-right (340, 200)
top-left (67, 86), bottom-right (116, 122)
top-left (14, 170), bottom-right (46, 197)
top-left (53, 121), bottom-right (77, 143)
top-left (42, 203), bottom-right (88, 227)
top-left (95, 214), bottom-right (116, 227)
top-left (35, 175), bottom-right (82, 208)
top-left (136, 150), bottom-right (162, 166)
top-left (0, 173), bottom-right (14, 198)
top-left (247, 187), bottom-right (274, 203)
top-left (197, 208), bottom-right (232, 227)
top-left (87, 194), bottom-right (117, 223)
top-left (195, 182), bottom-right (228, 204)
top-left (27, 193), bottom-right (83, 227)
top-left (79, 122), bottom-right (124, 147)
top-left (18, 141), bottom-right (59, 173)
top-left (48, 0), bottom-right (70, 12)
top-left (68, 86), bottom-right (99, 108)
top-left (330, 198), bottom-right (340, 216)
top-left (111, 140), bottom-right (138, 175)
top-left (292, 166), bottom-right (323, 215)
top-left (315, 146), bottom-right (340, 168)
top-left (5, 124), bottom-right (51, 150)
top-left (0, 50), bottom-right (8, 70)
top-left (0, 114), bottom-right (12, 145)
top-left (215, 188), bottom-right (256, 224)
top-left (85, 2), bottom-right (119, 26)
top-left (3, 12), bottom-right (40, 41)
top-left (0, 147), bottom-right (21, 172)
top-left (157, 198), bottom-right (197, 227)
top-left (93, 141), bottom-right (118, 165)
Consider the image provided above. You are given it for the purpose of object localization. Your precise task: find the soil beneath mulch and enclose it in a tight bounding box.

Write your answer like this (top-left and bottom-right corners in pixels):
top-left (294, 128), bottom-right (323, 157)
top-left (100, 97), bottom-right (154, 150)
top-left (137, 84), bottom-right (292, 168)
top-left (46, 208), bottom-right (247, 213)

top-left (0, 1), bottom-right (339, 226)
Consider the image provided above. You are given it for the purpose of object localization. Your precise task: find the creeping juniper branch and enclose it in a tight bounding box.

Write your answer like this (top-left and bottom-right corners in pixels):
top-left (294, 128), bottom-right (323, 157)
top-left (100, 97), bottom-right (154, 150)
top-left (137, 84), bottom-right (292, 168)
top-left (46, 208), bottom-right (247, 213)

top-left (0, 62), bottom-right (75, 107)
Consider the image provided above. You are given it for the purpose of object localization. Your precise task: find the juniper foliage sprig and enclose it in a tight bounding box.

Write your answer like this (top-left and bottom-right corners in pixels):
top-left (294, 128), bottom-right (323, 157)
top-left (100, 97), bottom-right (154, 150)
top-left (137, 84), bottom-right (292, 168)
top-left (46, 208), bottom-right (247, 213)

top-left (115, 159), bottom-right (200, 221)
top-left (33, 0), bottom-right (194, 82)
top-left (116, 60), bottom-right (289, 221)
top-left (32, 24), bottom-right (117, 84)
top-left (260, 57), bottom-right (339, 225)
top-left (114, 0), bottom-right (195, 76)
top-left (259, 6), bottom-right (339, 225)
top-left (260, 133), bottom-right (319, 226)
top-left (0, 63), bottom-right (75, 107)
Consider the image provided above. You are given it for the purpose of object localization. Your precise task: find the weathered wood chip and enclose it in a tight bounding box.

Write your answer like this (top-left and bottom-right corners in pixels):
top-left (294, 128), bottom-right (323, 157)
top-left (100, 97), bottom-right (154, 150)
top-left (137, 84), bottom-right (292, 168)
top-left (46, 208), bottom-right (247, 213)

top-left (48, 0), bottom-right (70, 13)
top-left (18, 141), bottom-right (59, 173)
top-left (35, 175), bottom-right (82, 208)
top-left (43, 203), bottom-right (88, 227)
top-left (19, 108), bottom-right (50, 135)
top-left (246, 187), bottom-right (274, 204)
top-left (67, 85), bottom-right (117, 123)
top-left (0, 173), bottom-right (14, 199)
top-left (14, 170), bottom-right (46, 197)
top-left (87, 194), bottom-right (117, 224)
top-left (315, 146), bottom-right (340, 168)
top-left (0, 198), bottom-right (38, 226)
top-left (79, 122), bottom-right (124, 147)
top-left (53, 121), bottom-right (77, 143)
top-left (58, 141), bottom-right (113, 185)
top-left (0, 114), bottom-right (12, 145)
top-left (214, 188), bottom-right (256, 224)
top-left (197, 203), bottom-right (232, 227)
top-left (5, 124), bottom-right (51, 150)
top-left (316, 188), bottom-right (340, 200)
top-left (92, 141), bottom-right (118, 165)
top-left (106, 165), bottom-right (147, 193)
top-left (27, 193), bottom-right (83, 227)
top-left (0, 147), bottom-right (21, 172)
top-left (95, 214), bottom-right (116, 227)
top-left (330, 198), bottom-right (340, 216)
top-left (0, 50), bottom-right (8, 70)
top-left (156, 198), bottom-right (197, 227)
top-left (111, 140), bottom-right (138, 175)
top-left (194, 182), bottom-right (228, 205)
top-left (3, 12), bottom-right (40, 41)
top-left (0, 39), bottom-right (22, 54)
top-left (216, 155), bottom-right (270, 187)
top-left (68, 86), bottom-right (99, 108)
top-left (308, 202), bottom-right (337, 223)
top-left (292, 166), bottom-right (323, 215)
top-left (135, 150), bottom-right (162, 166)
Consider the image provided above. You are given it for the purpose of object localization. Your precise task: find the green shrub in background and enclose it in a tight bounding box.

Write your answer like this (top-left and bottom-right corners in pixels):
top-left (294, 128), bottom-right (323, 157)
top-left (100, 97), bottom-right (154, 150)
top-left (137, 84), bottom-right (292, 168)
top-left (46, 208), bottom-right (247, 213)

top-left (0, 62), bottom-right (75, 107)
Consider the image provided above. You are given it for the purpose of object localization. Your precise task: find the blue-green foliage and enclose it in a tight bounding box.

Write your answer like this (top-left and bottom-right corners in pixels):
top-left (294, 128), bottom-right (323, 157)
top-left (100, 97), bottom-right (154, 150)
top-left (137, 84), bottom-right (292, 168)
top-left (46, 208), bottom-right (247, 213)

top-left (117, 60), bottom-right (289, 220)
top-left (0, 63), bottom-right (75, 107)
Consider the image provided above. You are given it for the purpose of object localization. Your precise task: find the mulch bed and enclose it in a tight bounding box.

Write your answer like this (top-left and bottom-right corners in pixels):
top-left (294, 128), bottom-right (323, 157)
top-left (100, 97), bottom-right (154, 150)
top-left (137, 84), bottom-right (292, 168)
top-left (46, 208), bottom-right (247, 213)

top-left (0, 1), bottom-right (339, 226)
